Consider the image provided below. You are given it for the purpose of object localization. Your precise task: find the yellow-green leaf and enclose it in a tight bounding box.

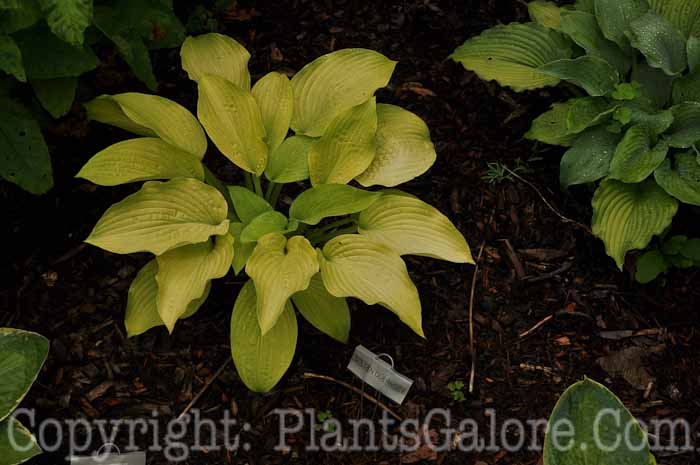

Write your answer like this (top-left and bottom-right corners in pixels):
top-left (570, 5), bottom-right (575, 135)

top-left (229, 222), bottom-right (255, 274)
top-left (308, 98), bottom-right (378, 186)
top-left (227, 186), bottom-right (272, 224)
top-left (528, 0), bottom-right (562, 30)
top-left (77, 137), bottom-right (204, 186)
top-left (290, 48), bottom-right (395, 137)
top-left (180, 33), bottom-right (251, 90)
top-left (197, 74), bottom-right (268, 175)
top-left (292, 273), bottom-right (350, 343)
top-left (230, 280), bottom-right (297, 392)
top-left (526, 102), bottom-right (578, 146)
top-left (355, 104), bottom-right (436, 187)
top-left (246, 234), bottom-right (318, 334)
top-left (252, 71), bottom-right (293, 152)
top-left (86, 178), bottom-right (230, 255)
top-left (609, 125), bottom-right (669, 183)
top-left (318, 234), bottom-right (424, 337)
top-left (0, 417), bottom-right (42, 465)
top-left (264, 135), bottom-right (314, 183)
top-left (290, 184), bottom-right (381, 225)
top-left (537, 56), bottom-right (620, 96)
top-left (239, 211), bottom-right (288, 243)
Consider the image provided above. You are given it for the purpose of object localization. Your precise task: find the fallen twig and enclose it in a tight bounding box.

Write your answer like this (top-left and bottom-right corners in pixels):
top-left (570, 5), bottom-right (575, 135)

top-left (468, 244), bottom-right (486, 394)
top-left (177, 359), bottom-right (231, 421)
top-left (519, 315), bottom-right (554, 339)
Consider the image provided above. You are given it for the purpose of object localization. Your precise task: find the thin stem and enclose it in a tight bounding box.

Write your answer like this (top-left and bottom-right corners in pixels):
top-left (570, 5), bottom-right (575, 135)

top-left (265, 181), bottom-right (277, 202)
top-left (268, 183), bottom-right (284, 208)
top-left (243, 173), bottom-right (254, 191)
top-left (253, 175), bottom-right (263, 197)
top-left (310, 225), bottom-right (358, 246)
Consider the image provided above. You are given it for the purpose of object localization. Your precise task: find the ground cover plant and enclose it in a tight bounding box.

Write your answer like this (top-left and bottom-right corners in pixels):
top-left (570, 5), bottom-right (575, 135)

top-left (77, 33), bottom-right (474, 392)
top-left (451, 0), bottom-right (700, 277)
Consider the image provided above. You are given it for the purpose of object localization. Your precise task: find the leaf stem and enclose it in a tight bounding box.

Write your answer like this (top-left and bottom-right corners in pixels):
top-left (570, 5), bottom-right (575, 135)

top-left (268, 183), bottom-right (284, 207)
top-left (244, 173), bottom-right (254, 191)
top-left (309, 224), bottom-right (358, 246)
top-left (253, 175), bottom-right (264, 197)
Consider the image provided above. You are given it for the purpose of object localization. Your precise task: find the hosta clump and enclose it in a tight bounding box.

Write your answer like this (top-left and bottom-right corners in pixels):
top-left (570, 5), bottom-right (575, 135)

top-left (636, 234), bottom-right (700, 282)
top-left (78, 33), bottom-right (474, 392)
top-left (451, 0), bottom-right (700, 274)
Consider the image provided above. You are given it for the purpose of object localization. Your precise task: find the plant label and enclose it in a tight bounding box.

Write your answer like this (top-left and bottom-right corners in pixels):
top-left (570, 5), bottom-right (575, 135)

top-left (347, 345), bottom-right (413, 404)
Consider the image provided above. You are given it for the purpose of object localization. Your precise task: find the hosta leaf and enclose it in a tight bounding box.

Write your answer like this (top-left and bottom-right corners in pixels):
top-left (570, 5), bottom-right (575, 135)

top-left (560, 10), bottom-right (631, 74)
top-left (230, 280), bottom-right (297, 392)
top-left (543, 378), bottom-right (656, 465)
top-left (655, 151), bottom-right (700, 205)
top-left (355, 104), bottom-right (436, 187)
top-left (450, 22), bottom-right (572, 92)
top-left (246, 234), bottom-right (318, 334)
top-left (636, 249), bottom-right (668, 283)
top-left (566, 97), bottom-right (617, 133)
top-left (84, 93), bottom-right (207, 158)
top-left (197, 74), bottom-right (267, 175)
top-left (537, 56), bottom-right (619, 96)
top-left (180, 33), bottom-right (251, 90)
top-left (0, 1), bottom-right (41, 34)
top-left (609, 125), bottom-right (669, 183)
top-left (0, 328), bottom-right (49, 421)
top-left (358, 194), bottom-right (473, 263)
top-left (31, 77), bottom-right (77, 118)
top-left (38, 0), bottom-right (92, 46)
top-left (252, 71), bottom-right (293, 153)
top-left (77, 137), bottom-right (204, 186)
top-left (318, 234), bottom-right (424, 337)
top-left (672, 70), bottom-right (700, 104)
top-left (86, 178), bottom-right (230, 255)
top-left (124, 260), bottom-right (211, 337)
top-left (594, 0), bottom-right (649, 50)
top-left (156, 234), bottom-right (233, 332)
top-left (227, 186), bottom-right (272, 224)
top-left (528, 1), bottom-right (562, 30)
top-left (264, 135), bottom-right (313, 183)
top-left (592, 178), bottom-right (678, 268)
top-left (239, 211), bottom-right (288, 243)
top-left (632, 62), bottom-right (675, 108)
top-left (0, 417), bottom-right (42, 465)
top-left (0, 35), bottom-right (25, 81)
top-left (290, 184), bottom-right (381, 225)
top-left (291, 48), bottom-right (395, 137)
top-left (689, 36), bottom-right (700, 73)
top-left (229, 223), bottom-right (255, 274)
top-left (526, 102), bottom-right (578, 146)
top-left (629, 11), bottom-right (688, 76)
top-left (308, 98), bottom-right (378, 186)
top-left (618, 103), bottom-right (674, 136)
top-left (667, 102), bottom-right (700, 147)
top-left (649, 0), bottom-right (700, 39)
top-left (292, 273), bottom-right (350, 343)
top-left (560, 127), bottom-right (621, 188)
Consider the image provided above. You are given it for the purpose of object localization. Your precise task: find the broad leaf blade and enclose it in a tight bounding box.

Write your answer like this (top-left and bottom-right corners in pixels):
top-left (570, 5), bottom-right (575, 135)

top-left (0, 417), bottom-right (42, 465)
top-left (628, 11), bottom-right (688, 76)
top-left (31, 77), bottom-right (77, 118)
top-left (649, 0), bottom-right (700, 39)
top-left (560, 127), bottom-right (621, 188)
top-left (229, 222), bottom-right (255, 275)
top-left (239, 211), bottom-right (288, 243)
top-left (290, 184), bottom-right (381, 225)
top-left (654, 151), bottom-right (700, 205)
top-left (636, 250), bottom-right (668, 283)
top-left (181, 33), bottom-right (251, 90)
top-left (526, 102), bottom-right (578, 146)
top-left (0, 35), bottom-right (25, 81)
top-left (227, 186), bottom-right (273, 224)
top-left (672, 70), bottom-right (700, 104)
top-left (292, 273), bottom-right (350, 343)
top-left (537, 56), bottom-right (619, 96)
top-left (594, 0), bottom-right (649, 50)
top-left (566, 97), bottom-right (617, 134)
top-left (609, 125), bottom-right (669, 183)
top-left (39, 0), bottom-right (91, 46)
top-left (528, 1), bottom-right (562, 30)
top-left (252, 71), bottom-right (293, 153)
top-left (667, 102), bottom-right (700, 147)
top-left (264, 135), bottom-right (313, 183)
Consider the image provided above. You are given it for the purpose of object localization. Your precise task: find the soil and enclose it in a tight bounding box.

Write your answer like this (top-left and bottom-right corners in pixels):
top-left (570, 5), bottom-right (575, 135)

top-left (2, 1), bottom-right (699, 464)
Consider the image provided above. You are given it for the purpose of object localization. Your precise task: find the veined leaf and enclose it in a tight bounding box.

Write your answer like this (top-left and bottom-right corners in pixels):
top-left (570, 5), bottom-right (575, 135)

top-left (672, 70), bottom-right (700, 104)
top-left (575, 0), bottom-right (595, 13)
top-left (628, 11), bottom-right (688, 76)
top-left (264, 135), bottom-right (313, 183)
top-left (560, 127), bottom-right (621, 188)
top-left (84, 96), bottom-right (154, 136)
top-left (355, 104), bottom-right (436, 187)
top-left (592, 178), bottom-right (678, 269)
top-left (229, 222), bottom-right (255, 274)
top-left (636, 249), bottom-right (668, 283)
top-left (566, 97), bottom-right (617, 133)
top-left (528, 1), bottom-right (561, 30)
top-left (667, 102), bottom-right (700, 147)
top-left (86, 178), bottom-right (230, 255)
top-left (246, 234), bottom-right (318, 334)
top-left (252, 72), bottom-right (293, 152)
top-left (318, 234), bottom-right (424, 337)
top-left (292, 273), bottom-right (350, 343)
top-left (649, 0), bottom-right (700, 39)
top-left (230, 280), bottom-right (297, 392)
top-left (688, 36), bottom-right (700, 73)
top-left (31, 77), bottom-right (77, 118)
top-left (181, 33), bottom-right (251, 90)
top-left (0, 35), bottom-right (25, 81)
top-left (632, 62), bottom-right (675, 108)
top-left (594, 0), bottom-right (649, 50)
top-left (290, 184), bottom-right (381, 225)
top-left (39, 0), bottom-right (92, 46)
top-left (156, 234), bottom-right (233, 332)
top-left (655, 151), bottom-right (700, 205)
top-left (0, 1), bottom-right (41, 34)
top-left (618, 103), bottom-right (674, 136)
top-left (450, 22), bottom-right (572, 92)
top-left (227, 186), bottom-right (273, 224)
top-left (291, 48), bottom-right (395, 137)
top-left (308, 98), bottom-right (378, 186)
top-left (0, 417), bottom-right (42, 465)
top-left (609, 125), bottom-right (669, 183)
top-left (537, 56), bottom-right (619, 96)
top-left (77, 138), bottom-right (204, 186)
top-left (239, 211), bottom-right (288, 243)
top-left (197, 74), bottom-right (267, 175)
top-left (526, 102), bottom-right (578, 146)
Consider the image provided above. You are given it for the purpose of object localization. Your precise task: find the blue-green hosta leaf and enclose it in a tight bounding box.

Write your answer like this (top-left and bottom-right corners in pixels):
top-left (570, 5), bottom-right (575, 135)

top-left (0, 35), bottom-right (25, 81)
top-left (124, 260), bottom-right (211, 337)
top-left (264, 135), bottom-right (313, 183)
top-left (609, 125), bottom-right (669, 183)
top-left (575, 0), bottom-right (595, 13)
top-left (358, 194), bottom-right (473, 263)
top-left (156, 234), bottom-right (233, 332)
top-left (252, 71), bottom-right (293, 153)
top-left (290, 184), bottom-right (381, 225)
top-left (649, 0), bottom-right (700, 39)
top-left (230, 280), bottom-right (297, 392)
top-left (197, 74), bottom-right (267, 175)
top-left (543, 378), bottom-right (656, 465)
top-left (567, 97), bottom-right (617, 133)
top-left (450, 22), bottom-right (572, 92)
top-left (632, 62), bottom-right (675, 108)
top-left (528, 1), bottom-right (562, 30)
top-left (246, 234), bottom-right (318, 334)
top-left (291, 48), bottom-right (395, 137)
top-left (618, 103), bottom-right (674, 136)
top-left (229, 223), bottom-right (255, 275)
top-left (655, 151), bottom-right (700, 205)
top-left (594, 0), bottom-right (650, 50)
top-left (226, 186), bottom-right (272, 224)
top-left (180, 33), bottom-right (251, 90)
top-left (560, 127), bottom-right (621, 188)
top-left (672, 70), bottom-right (700, 104)
top-left (318, 234), bottom-right (424, 337)
top-left (537, 56), bottom-right (620, 96)
top-left (86, 178), bottom-right (230, 255)
top-left (84, 93), bottom-right (207, 158)
top-left (239, 211), bottom-right (288, 243)
top-left (0, 417), bottom-right (42, 465)
top-left (560, 10), bottom-right (631, 74)
top-left (667, 102), bottom-right (700, 147)
top-left (38, 0), bottom-right (92, 46)
top-left (291, 273), bottom-right (350, 343)
top-left (77, 138), bottom-right (204, 186)
top-left (355, 104), bottom-right (436, 187)
top-left (636, 249), bottom-right (668, 283)
top-left (308, 98), bottom-right (378, 186)
top-left (628, 11), bottom-right (688, 76)
top-left (0, 328), bottom-right (48, 421)
top-left (592, 178), bottom-right (678, 268)
top-left (526, 102), bottom-right (578, 146)
top-left (31, 77), bottom-right (76, 118)
top-left (688, 36), bottom-right (700, 72)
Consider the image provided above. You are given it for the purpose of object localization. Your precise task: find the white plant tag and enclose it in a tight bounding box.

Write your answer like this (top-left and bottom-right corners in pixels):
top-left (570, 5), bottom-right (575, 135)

top-left (347, 345), bottom-right (413, 404)
top-left (69, 445), bottom-right (145, 465)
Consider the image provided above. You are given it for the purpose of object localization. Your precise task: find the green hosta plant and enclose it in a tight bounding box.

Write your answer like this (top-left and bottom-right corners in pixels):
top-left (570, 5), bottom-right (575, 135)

top-left (78, 33), bottom-right (474, 393)
top-left (0, 328), bottom-right (49, 465)
top-left (636, 234), bottom-right (700, 282)
top-left (451, 0), bottom-right (700, 272)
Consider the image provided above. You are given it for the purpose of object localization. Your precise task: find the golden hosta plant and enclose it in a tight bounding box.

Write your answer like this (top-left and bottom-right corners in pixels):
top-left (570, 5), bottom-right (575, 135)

top-left (78, 33), bottom-right (474, 392)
